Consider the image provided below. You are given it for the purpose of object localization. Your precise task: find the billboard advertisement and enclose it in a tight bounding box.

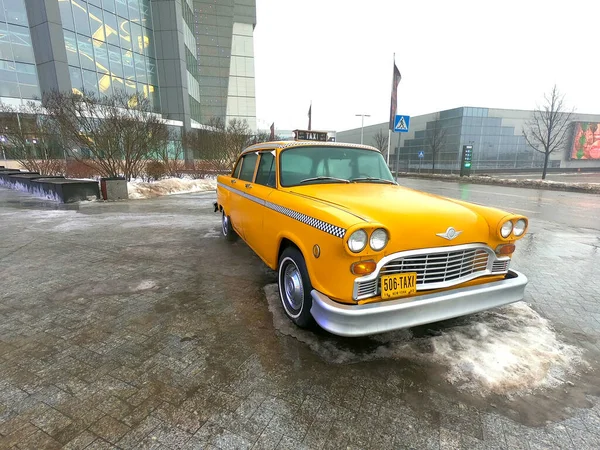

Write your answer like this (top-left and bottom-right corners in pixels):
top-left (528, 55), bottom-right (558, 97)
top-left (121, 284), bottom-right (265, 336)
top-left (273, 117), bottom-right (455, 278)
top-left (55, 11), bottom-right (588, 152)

top-left (571, 122), bottom-right (600, 160)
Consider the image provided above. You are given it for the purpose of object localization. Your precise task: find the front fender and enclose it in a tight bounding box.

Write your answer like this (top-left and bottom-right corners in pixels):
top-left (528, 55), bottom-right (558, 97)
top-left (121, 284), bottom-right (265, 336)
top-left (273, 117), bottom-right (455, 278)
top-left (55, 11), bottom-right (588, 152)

top-left (274, 229), bottom-right (358, 304)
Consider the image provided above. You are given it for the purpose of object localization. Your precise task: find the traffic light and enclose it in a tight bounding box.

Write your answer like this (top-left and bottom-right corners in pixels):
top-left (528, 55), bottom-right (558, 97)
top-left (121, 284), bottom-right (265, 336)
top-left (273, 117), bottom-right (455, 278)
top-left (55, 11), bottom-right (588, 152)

top-left (460, 145), bottom-right (473, 177)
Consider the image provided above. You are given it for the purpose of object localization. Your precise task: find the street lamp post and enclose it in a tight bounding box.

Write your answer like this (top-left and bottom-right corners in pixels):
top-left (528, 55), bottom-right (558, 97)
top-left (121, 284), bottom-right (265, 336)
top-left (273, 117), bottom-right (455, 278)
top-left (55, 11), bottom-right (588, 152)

top-left (355, 114), bottom-right (370, 145)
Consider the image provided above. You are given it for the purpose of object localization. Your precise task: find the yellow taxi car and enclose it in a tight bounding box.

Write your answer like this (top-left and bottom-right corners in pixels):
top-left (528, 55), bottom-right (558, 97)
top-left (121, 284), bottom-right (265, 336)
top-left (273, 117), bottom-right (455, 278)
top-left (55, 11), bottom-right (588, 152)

top-left (215, 130), bottom-right (528, 337)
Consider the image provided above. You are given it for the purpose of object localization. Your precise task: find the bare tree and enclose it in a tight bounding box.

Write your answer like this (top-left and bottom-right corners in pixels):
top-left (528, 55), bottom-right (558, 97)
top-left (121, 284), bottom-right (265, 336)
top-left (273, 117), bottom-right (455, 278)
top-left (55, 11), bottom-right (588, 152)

top-left (247, 130), bottom-right (281, 146)
top-left (185, 117), bottom-right (252, 174)
top-left (0, 102), bottom-right (66, 175)
top-left (371, 129), bottom-right (388, 158)
top-left (148, 128), bottom-right (185, 178)
top-left (523, 85), bottom-right (574, 180)
top-left (226, 118), bottom-right (252, 165)
top-left (426, 113), bottom-right (447, 174)
top-left (44, 90), bottom-right (170, 180)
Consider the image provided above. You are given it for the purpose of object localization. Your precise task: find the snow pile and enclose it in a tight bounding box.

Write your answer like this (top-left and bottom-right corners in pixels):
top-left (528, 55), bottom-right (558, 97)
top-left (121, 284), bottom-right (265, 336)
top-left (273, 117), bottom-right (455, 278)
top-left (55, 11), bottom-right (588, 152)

top-left (399, 173), bottom-right (600, 193)
top-left (264, 284), bottom-right (585, 395)
top-left (428, 302), bottom-right (584, 394)
top-left (127, 177), bottom-right (216, 199)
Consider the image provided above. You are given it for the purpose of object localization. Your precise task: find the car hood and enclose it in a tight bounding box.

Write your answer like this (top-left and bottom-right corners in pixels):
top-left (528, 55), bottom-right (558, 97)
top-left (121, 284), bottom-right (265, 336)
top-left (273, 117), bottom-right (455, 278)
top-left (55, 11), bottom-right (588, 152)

top-left (288, 183), bottom-right (492, 250)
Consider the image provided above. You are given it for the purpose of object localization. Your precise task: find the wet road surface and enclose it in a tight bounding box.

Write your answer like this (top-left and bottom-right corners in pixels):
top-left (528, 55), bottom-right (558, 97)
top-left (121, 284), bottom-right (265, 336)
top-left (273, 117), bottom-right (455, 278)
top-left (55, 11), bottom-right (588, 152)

top-left (1, 183), bottom-right (600, 449)
top-left (398, 176), bottom-right (600, 230)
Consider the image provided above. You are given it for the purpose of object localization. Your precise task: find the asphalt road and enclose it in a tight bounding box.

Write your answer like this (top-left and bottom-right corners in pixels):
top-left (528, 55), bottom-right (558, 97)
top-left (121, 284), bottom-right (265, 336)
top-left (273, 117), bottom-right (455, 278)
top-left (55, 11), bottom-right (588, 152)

top-left (1, 183), bottom-right (600, 449)
top-left (398, 176), bottom-right (600, 231)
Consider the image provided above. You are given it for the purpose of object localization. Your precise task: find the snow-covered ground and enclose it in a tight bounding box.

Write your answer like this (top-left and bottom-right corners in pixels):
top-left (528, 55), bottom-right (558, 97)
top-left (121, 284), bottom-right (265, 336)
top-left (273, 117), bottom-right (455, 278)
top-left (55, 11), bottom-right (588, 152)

top-left (264, 284), bottom-right (586, 396)
top-left (427, 302), bottom-right (584, 395)
top-left (127, 177), bottom-right (217, 199)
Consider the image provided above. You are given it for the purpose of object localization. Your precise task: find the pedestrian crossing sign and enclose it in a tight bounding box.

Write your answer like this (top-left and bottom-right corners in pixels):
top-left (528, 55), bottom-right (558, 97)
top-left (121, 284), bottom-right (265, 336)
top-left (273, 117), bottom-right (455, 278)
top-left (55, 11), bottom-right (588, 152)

top-left (394, 115), bottom-right (410, 133)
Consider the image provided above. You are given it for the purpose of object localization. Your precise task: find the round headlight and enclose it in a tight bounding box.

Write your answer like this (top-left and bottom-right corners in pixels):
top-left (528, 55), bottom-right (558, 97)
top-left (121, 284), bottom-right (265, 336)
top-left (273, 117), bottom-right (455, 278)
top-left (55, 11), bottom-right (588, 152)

top-left (500, 221), bottom-right (513, 238)
top-left (348, 229), bottom-right (368, 253)
top-left (370, 228), bottom-right (388, 251)
top-left (513, 219), bottom-right (527, 236)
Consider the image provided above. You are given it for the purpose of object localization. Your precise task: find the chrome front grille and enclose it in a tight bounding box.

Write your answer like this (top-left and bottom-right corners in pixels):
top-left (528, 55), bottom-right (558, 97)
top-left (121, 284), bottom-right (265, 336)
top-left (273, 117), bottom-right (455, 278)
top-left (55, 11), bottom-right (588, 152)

top-left (492, 259), bottom-right (510, 273)
top-left (380, 248), bottom-right (490, 282)
top-left (353, 244), bottom-right (510, 300)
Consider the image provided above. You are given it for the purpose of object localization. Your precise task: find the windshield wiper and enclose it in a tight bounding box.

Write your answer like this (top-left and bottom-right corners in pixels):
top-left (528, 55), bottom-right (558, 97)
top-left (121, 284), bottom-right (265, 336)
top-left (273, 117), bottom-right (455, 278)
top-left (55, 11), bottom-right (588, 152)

top-left (350, 177), bottom-right (397, 185)
top-left (299, 176), bottom-right (350, 184)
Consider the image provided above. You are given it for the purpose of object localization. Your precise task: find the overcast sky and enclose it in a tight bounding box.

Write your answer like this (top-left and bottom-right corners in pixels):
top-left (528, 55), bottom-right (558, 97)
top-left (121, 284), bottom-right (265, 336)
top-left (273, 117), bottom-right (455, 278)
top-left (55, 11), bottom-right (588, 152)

top-left (253, 0), bottom-right (600, 133)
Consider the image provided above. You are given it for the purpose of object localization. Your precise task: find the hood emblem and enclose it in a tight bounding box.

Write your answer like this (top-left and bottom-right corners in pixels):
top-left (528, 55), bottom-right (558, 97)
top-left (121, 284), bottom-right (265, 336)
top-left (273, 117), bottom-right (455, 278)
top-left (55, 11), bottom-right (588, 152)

top-left (436, 227), bottom-right (462, 240)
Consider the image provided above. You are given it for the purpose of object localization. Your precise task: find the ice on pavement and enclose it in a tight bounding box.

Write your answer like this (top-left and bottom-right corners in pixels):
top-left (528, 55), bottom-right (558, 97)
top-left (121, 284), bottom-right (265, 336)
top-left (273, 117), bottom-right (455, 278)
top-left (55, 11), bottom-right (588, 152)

top-left (428, 302), bottom-right (584, 394)
top-left (128, 177), bottom-right (216, 199)
top-left (264, 284), bottom-right (585, 395)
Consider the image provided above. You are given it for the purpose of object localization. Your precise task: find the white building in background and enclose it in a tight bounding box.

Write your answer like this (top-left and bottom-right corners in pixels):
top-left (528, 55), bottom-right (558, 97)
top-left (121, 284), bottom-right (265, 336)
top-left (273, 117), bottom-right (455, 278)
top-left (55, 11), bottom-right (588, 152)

top-left (337, 107), bottom-right (600, 172)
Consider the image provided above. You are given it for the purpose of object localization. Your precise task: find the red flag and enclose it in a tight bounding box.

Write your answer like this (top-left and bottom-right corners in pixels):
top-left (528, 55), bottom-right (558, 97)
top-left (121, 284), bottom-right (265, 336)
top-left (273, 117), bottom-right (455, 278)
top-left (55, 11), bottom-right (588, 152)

top-left (308, 103), bottom-right (312, 130)
top-left (389, 62), bottom-right (401, 130)
top-left (270, 122), bottom-right (275, 140)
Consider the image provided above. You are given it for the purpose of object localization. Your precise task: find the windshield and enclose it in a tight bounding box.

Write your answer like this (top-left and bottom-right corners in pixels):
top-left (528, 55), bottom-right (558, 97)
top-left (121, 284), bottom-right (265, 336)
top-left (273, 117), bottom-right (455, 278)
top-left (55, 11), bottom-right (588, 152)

top-left (279, 146), bottom-right (395, 187)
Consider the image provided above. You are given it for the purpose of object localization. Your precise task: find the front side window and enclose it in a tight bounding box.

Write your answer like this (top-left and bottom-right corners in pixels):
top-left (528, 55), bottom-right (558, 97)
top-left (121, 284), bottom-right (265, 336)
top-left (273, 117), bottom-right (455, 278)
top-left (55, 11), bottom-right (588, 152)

top-left (255, 152), bottom-right (276, 187)
top-left (238, 153), bottom-right (258, 182)
top-left (279, 146), bottom-right (394, 187)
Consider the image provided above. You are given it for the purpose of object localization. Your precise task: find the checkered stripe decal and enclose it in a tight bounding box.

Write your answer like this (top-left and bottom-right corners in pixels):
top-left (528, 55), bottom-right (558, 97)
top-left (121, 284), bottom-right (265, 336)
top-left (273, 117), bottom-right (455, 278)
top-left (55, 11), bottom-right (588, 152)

top-left (265, 201), bottom-right (346, 238)
top-left (218, 182), bottom-right (347, 239)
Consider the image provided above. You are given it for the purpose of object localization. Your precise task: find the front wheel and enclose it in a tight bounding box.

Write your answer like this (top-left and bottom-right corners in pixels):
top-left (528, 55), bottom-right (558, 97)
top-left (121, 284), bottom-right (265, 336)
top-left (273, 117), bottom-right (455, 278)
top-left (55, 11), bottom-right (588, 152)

top-left (278, 247), bottom-right (314, 328)
top-left (221, 212), bottom-right (237, 242)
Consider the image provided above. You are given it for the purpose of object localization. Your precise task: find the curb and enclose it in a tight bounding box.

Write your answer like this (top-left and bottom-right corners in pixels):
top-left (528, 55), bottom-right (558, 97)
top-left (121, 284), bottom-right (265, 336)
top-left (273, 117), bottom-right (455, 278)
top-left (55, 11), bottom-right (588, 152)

top-left (396, 173), bottom-right (600, 195)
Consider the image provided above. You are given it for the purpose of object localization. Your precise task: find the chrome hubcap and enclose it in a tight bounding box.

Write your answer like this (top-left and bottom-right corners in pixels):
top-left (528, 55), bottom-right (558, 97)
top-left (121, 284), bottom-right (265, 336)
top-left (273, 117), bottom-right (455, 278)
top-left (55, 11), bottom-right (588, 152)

top-left (283, 263), bottom-right (303, 311)
top-left (222, 214), bottom-right (228, 235)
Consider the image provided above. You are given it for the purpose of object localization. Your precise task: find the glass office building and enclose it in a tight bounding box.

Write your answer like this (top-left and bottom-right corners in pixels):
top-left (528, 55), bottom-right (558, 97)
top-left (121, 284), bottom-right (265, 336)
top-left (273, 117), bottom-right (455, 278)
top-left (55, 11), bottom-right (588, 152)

top-left (0, 0), bottom-right (40, 100)
top-left (399, 107), bottom-right (541, 171)
top-left (337, 107), bottom-right (600, 171)
top-left (58, 0), bottom-right (160, 108)
top-left (193, 0), bottom-right (256, 129)
top-left (0, 0), bottom-right (256, 133)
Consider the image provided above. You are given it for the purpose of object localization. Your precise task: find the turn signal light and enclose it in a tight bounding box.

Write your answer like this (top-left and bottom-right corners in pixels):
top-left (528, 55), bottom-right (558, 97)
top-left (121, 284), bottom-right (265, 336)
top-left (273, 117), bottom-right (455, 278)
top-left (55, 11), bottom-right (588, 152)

top-left (351, 261), bottom-right (377, 275)
top-left (496, 244), bottom-right (516, 255)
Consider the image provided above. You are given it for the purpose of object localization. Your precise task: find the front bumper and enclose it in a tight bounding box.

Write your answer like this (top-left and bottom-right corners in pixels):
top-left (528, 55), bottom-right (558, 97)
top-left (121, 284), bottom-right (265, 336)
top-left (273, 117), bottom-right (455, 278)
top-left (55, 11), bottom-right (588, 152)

top-left (310, 270), bottom-right (528, 337)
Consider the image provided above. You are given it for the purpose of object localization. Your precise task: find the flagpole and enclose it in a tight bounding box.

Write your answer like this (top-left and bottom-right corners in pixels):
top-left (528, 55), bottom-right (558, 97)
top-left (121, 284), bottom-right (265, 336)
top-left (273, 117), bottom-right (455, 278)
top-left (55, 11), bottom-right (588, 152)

top-left (395, 130), bottom-right (401, 178)
top-left (386, 53), bottom-right (394, 166)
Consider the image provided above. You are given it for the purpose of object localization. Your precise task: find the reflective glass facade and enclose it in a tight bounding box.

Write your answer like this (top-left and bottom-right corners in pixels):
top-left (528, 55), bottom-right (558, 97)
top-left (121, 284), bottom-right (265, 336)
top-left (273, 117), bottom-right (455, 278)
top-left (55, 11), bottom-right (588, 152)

top-left (58, 0), bottom-right (159, 109)
top-left (1, 0), bottom-right (257, 137)
top-left (397, 107), bottom-right (546, 171)
top-left (0, 0), bottom-right (40, 99)
top-left (193, 0), bottom-right (256, 128)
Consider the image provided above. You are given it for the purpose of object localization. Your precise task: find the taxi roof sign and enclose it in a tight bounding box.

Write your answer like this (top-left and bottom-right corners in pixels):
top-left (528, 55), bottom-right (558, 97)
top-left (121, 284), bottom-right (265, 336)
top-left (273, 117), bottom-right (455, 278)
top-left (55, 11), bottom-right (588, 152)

top-left (293, 129), bottom-right (328, 142)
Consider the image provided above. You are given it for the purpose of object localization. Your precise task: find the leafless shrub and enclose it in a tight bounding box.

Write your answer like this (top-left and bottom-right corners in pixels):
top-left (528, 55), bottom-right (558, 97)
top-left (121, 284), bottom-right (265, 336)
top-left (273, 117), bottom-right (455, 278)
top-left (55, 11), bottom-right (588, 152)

top-left (0, 101), bottom-right (67, 175)
top-left (44, 90), bottom-right (170, 180)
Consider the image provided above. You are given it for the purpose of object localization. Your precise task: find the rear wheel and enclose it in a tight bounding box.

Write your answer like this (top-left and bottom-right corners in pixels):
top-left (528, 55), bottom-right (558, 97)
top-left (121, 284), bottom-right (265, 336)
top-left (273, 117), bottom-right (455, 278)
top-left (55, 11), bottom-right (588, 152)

top-left (278, 247), bottom-right (314, 328)
top-left (221, 211), bottom-right (237, 242)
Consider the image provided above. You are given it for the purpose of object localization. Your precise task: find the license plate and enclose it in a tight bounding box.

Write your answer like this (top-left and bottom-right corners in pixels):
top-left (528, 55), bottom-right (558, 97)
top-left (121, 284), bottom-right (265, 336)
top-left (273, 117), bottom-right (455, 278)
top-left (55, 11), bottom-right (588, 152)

top-left (381, 272), bottom-right (417, 300)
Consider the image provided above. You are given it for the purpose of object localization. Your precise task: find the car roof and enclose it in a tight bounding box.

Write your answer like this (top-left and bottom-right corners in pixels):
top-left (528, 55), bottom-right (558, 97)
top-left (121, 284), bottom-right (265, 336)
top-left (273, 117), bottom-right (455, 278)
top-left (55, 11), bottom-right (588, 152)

top-left (240, 140), bottom-right (381, 156)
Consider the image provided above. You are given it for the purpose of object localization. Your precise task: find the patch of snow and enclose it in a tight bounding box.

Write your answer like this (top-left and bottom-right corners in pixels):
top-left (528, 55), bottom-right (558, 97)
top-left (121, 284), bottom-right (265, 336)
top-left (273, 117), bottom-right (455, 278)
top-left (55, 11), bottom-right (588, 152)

top-left (264, 284), bottom-right (586, 395)
top-left (128, 178), bottom-right (217, 199)
top-left (135, 280), bottom-right (157, 291)
top-left (427, 302), bottom-right (584, 395)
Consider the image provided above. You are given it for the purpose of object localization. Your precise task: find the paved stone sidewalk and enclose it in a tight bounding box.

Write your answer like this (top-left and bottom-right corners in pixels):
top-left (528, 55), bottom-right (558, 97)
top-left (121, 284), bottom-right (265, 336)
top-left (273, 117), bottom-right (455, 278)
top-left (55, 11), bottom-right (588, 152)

top-left (0, 187), bottom-right (599, 449)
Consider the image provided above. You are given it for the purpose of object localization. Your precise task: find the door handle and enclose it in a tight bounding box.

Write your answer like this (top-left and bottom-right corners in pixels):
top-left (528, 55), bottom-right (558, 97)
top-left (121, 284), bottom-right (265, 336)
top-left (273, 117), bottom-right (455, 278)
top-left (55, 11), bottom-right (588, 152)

top-left (245, 183), bottom-right (252, 189)
top-left (230, 179), bottom-right (236, 184)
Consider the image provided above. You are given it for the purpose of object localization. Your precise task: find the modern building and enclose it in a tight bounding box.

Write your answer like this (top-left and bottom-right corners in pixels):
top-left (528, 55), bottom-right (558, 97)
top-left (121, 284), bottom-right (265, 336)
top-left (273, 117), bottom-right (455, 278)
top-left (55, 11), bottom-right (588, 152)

top-left (337, 107), bottom-right (600, 172)
top-left (0, 0), bottom-right (256, 131)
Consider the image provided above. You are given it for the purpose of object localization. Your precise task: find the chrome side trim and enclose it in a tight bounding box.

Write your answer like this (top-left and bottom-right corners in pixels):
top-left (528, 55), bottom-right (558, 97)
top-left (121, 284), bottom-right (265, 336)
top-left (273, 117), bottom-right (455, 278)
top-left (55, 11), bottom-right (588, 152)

top-left (217, 182), bottom-right (346, 238)
top-left (311, 270), bottom-right (528, 337)
top-left (352, 244), bottom-right (510, 300)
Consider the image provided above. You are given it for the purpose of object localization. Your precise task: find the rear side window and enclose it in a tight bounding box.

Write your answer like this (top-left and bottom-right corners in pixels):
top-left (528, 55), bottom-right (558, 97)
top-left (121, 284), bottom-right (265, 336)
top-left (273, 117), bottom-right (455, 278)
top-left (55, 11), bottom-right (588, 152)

top-left (239, 153), bottom-right (258, 182)
top-left (232, 158), bottom-right (243, 178)
top-left (255, 152), bottom-right (276, 187)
